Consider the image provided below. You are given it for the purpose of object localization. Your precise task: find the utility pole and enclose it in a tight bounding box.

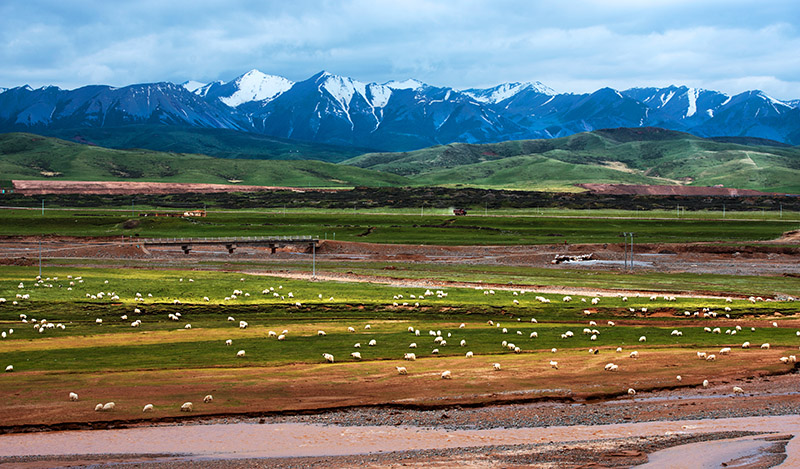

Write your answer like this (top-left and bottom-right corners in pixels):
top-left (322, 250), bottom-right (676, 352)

top-left (41, 199), bottom-right (44, 216)
top-left (312, 241), bottom-right (316, 279)
top-left (630, 232), bottom-right (634, 271)
top-left (622, 233), bottom-right (628, 270)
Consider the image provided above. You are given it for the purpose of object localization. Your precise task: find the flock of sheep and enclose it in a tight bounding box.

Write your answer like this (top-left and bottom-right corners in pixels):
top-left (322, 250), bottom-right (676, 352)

top-left (2, 274), bottom-right (799, 415)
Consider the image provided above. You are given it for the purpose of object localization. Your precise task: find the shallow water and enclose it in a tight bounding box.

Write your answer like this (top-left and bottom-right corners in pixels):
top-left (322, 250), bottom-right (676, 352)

top-left (0, 415), bottom-right (797, 463)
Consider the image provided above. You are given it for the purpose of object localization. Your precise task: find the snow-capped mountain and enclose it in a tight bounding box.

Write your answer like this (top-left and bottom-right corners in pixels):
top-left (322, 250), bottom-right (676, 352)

top-left (198, 69), bottom-right (294, 107)
top-left (463, 81), bottom-right (554, 104)
top-left (1, 70), bottom-right (798, 150)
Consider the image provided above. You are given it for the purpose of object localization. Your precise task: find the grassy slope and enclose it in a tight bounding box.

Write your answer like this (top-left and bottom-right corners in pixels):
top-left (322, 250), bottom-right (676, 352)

top-left (44, 125), bottom-right (368, 163)
top-left (0, 133), bottom-right (409, 187)
top-left (346, 128), bottom-right (800, 192)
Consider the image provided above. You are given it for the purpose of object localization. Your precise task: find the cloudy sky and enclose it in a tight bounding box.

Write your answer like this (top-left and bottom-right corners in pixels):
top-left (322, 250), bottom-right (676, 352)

top-left (1, 0), bottom-right (798, 99)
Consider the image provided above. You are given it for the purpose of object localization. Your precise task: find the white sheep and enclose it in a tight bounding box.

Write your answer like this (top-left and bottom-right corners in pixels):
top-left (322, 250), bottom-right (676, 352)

top-left (268, 331), bottom-right (277, 338)
top-left (203, 394), bottom-right (213, 403)
top-left (703, 379), bottom-right (709, 387)
top-left (322, 353), bottom-right (335, 363)
top-left (638, 336), bottom-right (646, 342)
top-left (94, 403), bottom-right (103, 411)
top-left (347, 326), bottom-right (356, 333)
top-left (102, 402), bottom-right (115, 411)
top-left (549, 360), bottom-right (559, 369)
top-left (676, 375), bottom-right (682, 382)
top-left (278, 334), bottom-right (286, 341)
top-left (4, 365), bottom-right (12, 372)
top-left (368, 339), bottom-right (377, 346)
top-left (69, 392), bottom-right (79, 401)
top-left (404, 353), bottom-right (416, 361)
top-left (628, 388), bottom-right (636, 396)
top-left (465, 351), bottom-right (474, 358)
top-left (493, 363), bottom-right (501, 371)
top-left (431, 348), bottom-right (439, 354)
top-left (706, 354), bottom-right (716, 361)
top-left (236, 350), bottom-right (246, 357)
top-left (239, 321), bottom-right (248, 329)
top-left (697, 352), bottom-right (707, 359)
top-left (317, 330), bottom-right (327, 336)
top-left (351, 352), bottom-right (362, 359)
top-left (733, 386), bottom-right (744, 394)
top-left (441, 370), bottom-right (452, 379)
top-left (761, 343), bottom-right (770, 349)
top-left (225, 339), bottom-right (232, 346)
top-left (396, 366), bottom-right (408, 375)
top-left (720, 347), bottom-right (731, 355)
top-left (742, 342), bottom-right (750, 349)
top-left (629, 351), bottom-right (639, 359)
top-left (143, 404), bottom-right (154, 412)
top-left (184, 324), bottom-right (192, 329)
top-left (181, 402), bottom-right (193, 412)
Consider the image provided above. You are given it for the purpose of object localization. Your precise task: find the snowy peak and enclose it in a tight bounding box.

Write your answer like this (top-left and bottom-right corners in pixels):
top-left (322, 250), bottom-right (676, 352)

top-left (384, 79), bottom-right (425, 90)
top-left (181, 80), bottom-right (207, 93)
top-left (218, 69), bottom-right (294, 107)
top-left (464, 81), bottom-right (555, 103)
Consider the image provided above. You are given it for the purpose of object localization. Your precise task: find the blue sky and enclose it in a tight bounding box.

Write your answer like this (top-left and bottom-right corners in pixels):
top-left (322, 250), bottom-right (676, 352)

top-left (2, 0), bottom-right (798, 99)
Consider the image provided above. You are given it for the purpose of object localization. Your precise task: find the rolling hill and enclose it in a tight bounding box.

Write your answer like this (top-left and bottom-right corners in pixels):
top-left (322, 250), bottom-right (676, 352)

top-left (345, 128), bottom-right (800, 193)
top-left (0, 133), bottom-right (408, 188)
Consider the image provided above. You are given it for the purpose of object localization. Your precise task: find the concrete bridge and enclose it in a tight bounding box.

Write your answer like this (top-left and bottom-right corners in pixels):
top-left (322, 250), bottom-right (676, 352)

top-left (140, 236), bottom-right (319, 254)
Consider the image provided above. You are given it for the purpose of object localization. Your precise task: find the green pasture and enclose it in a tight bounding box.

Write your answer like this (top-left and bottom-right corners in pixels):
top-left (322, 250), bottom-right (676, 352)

top-left (0, 208), bottom-right (796, 244)
top-left (1, 267), bottom-right (797, 374)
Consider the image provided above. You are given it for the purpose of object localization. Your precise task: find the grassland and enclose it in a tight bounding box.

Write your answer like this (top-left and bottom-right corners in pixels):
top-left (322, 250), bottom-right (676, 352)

top-left (0, 265), bottom-right (797, 427)
top-left (1, 208), bottom-right (797, 244)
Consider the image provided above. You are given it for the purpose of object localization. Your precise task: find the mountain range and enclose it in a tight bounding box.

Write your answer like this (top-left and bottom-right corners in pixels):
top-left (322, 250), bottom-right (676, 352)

top-left (1, 70), bottom-right (798, 152)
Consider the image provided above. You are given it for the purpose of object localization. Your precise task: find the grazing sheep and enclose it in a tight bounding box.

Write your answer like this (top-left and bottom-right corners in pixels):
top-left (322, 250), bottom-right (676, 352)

top-left (703, 379), bottom-right (709, 387)
top-left (404, 353), bottom-right (416, 361)
top-left (102, 402), bottom-right (115, 411)
top-left (551, 348), bottom-right (558, 353)
top-left (459, 323), bottom-right (466, 329)
top-left (441, 370), bottom-right (452, 379)
top-left (350, 352), bottom-right (362, 359)
top-left (69, 392), bottom-right (79, 401)
top-left (629, 351), bottom-right (639, 359)
top-left (239, 321), bottom-right (248, 329)
top-left (530, 332), bottom-right (538, 338)
top-left (431, 348), bottom-right (439, 354)
top-left (697, 352), bottom-right (707, 359)
top-left (549, 360), bottom-right (559, 369)
top-left (95, 318), bottom-right (103, 324)
top-left (676, 375), bottom-right (682, 382)
top-left (317, 330), bottom-right (327, 336)
top-left (780, 357), bottom-right (790, 364)
top-left (94, 403), bottom-right (103, 411)
top-left (277, 334), bottom-right (286, 341)
top-left (733, 386), bottom-right (744, 394)
top-left (368, 339), bottom-right (377, 346)
top-left (203, 395), bottom-right (213, 403)
top-left (396, 366), bottom-right (408, 375)
top-left (143, 404), bottom-right (154, 412)
top-left (409, 343), bottom-right (417, 349)
top-left (236, 350), bottom-right (246, 357)
top-left (460, 339), bottom-right (467, 347)
top-left (761, 343), bottom-right (770, 349)
top-left (225, 339), bottom-right (232, 346)
top-left (184, 324), bottom-right (192, 329)
top-left (4, 365), bottom-right (12, 372)
top-left (493, 363), bottom-right (501, 371)
top-left (706, 354), bottom-right (716, 361)
top-left (638, 336), bottom-right (647, 342)
top-left (719, 347), bottom-right (731, 355)
top-left (322, 353), bottom-right (335, 363)
top-left (365, 324), bottom-right (371, 330)
top-left (347, 327), bottom-right (356, 333)
top-left (465, 351), bottom-right (474, 358)
top-left (181, 402), bottom-right (193, 412)
top-left (742, 342), bottom-right (750, 349)
top-left (628, 388), bottom-right (636, 396)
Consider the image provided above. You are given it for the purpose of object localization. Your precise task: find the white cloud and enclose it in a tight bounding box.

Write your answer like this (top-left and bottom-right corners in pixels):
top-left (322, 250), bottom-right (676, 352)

top-left (0, 0), bottom-right (798, 99)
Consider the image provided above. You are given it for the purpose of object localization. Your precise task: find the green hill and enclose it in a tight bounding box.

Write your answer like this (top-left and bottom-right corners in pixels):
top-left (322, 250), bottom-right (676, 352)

top-left (345, 128), bottom-right (800, 193)
top-left (43, 125), bottom-right (368, 163)
top-left (0, 133), bottom-right (408, 188)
